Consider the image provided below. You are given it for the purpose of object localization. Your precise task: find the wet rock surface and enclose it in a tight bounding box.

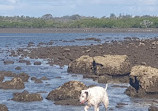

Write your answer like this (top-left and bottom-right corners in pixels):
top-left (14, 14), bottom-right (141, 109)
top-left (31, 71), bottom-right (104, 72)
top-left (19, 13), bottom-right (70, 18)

top-left (46, 81), bottom-right (87, 106)
top-left (15, 66), bottom-right (22, 70)
top-left (10, 38), bottom-right (158, 69)
top-left (68, 55), bottom-right (131, 76)
top-left (0, 104), bottom-right (8, 111)
top-left (34, 61), bottom-right (42, 65)
top-left (3, 60), bottom-right (14, 65)
top-left (0, 71), bottom-right (30, 82)
top-left (12, 90), bottom-right (43, 102)
top-left (0, 76), bottom-right (4, 82)
top-left (148, 106), bottom-right (158, 111)
top-left (125, 65), bottom-right (158, 97)
top-left (0, 77), bottom-right (25, 89)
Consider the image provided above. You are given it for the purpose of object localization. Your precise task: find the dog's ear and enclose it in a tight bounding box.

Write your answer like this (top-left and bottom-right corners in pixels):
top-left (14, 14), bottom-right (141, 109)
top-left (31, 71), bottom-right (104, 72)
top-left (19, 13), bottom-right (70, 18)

top-left (85, 91), bottom-right (88, 98)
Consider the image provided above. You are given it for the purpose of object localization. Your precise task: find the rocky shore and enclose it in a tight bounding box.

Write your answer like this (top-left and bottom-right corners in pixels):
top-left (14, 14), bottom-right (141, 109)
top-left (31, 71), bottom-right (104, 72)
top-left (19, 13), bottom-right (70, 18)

top-left (1, 32), bottom-right (158, 110)
top-left (10, 37), bottom-right (158, 68)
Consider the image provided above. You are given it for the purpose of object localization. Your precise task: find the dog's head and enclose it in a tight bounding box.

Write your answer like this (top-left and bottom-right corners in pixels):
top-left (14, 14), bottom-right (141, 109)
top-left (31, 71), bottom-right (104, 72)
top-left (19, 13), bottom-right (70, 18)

top-left (79, 90), bottom-right (89, 104)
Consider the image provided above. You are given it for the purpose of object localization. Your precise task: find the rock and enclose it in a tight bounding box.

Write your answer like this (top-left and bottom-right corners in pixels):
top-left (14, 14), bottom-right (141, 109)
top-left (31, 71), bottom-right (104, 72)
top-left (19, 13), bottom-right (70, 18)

top-left (63, 48), bottom-right (71, 52)
top-left (34, 61), bottom-right (41, 65)
top-left (98, 75), bottom-right (112, 83)
top-left (85, 38), bottom-right (101, 42)
top-left (12, 90), bottom-right (43, 102)
top-left (152, 41), bottom-right (158, 45)
top-left (116, 103), bottom-right (128, 108)
top-left (19, 60), bottom-right (31, 65)
top-left (46, 81), bottom-right (87, 106)
top-left (4, 60), bottom-right (14, 65)
top-left (126, 65), bottom-right (158, 97)
top-left (28, 42), bottom-right (35, 47)
top-left (15, 66), bottom-right (22, 70)
top-left (0, 71), bottom-right (16, 77)
top-left (68, 55), bottom-right (131, 76)
top-left (17, 72), bottom-right (30, 82)
top-left (34, 79), bottom-right (43, 83)
top-left (140, 62), bottom-right (147, 65)
top-left (31, 77), bottom-right (37, 81)
top-left (0, 76), bottom-right (4, 82)
top-left (31, 77), bottom-right (43, 83)
top-left (0, 104), bottom-right (8, 111)
top-left (148, 106), bottom-right (158, 111)
top-left (0, 77), bottom-right (25, 89)
top-left (68, 55), bottom-right (93, 74)
top-left (40, 76), bottom-right (49, 80)
top-left (98, 75), bottom-right (129, 83)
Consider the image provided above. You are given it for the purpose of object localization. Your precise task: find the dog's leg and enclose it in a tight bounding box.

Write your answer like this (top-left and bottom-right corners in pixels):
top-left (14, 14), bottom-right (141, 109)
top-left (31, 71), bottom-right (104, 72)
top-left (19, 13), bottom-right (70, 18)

top-left (84, 105), bottom-right (90, 111)
top-left (94, 105), bottom-right (99, 111)
top-left (103, 98), bottom-right (109, 111)
top-left (97, 106), bottom-right (99, 111)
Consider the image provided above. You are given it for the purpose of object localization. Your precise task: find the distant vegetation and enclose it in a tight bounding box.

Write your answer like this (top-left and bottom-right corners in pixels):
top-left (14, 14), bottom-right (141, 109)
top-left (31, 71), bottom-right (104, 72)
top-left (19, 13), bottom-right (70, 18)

top-left (0, 14), bottom-right (158, 28)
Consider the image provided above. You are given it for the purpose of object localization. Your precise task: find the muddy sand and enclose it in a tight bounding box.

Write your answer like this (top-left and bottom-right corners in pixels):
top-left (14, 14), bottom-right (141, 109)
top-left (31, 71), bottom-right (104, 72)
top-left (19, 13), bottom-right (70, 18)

top-left (1, 28), bottom-right (158, 33)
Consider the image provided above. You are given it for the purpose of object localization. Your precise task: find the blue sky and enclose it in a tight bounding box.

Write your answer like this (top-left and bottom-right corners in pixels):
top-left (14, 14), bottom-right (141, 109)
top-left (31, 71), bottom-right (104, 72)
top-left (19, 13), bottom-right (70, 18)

top-left (0, 0), bottom-right (158, 17)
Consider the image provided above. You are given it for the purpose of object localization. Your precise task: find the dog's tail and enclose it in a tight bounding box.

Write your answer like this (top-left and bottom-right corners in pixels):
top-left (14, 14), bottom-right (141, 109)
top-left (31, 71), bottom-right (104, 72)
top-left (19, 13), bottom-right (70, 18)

top-left (105, 84), bottom-right (108, 90)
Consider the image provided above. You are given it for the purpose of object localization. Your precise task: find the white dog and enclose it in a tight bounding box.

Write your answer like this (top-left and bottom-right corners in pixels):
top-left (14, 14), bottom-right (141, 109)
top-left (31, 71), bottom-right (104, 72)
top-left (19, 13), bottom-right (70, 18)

top-left (79, 84), bottom-right (109, 111)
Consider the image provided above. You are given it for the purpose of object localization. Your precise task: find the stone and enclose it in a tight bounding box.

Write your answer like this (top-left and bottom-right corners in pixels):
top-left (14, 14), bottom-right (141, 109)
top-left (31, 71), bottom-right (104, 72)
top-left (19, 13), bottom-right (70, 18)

top-left (4, 60), bottom-right (14, 65)
top-left (68, 55), bottom-right (131, 76)
top-left (12, 90), bottom-right (43, 102)
top-left (17, 72), bottom-right (30, 82)
top-left (126, 65), bottom-right (158, 97)
top-left (0, 77), bottom-right (25, 89)
top-left (15, 66), bottom-right (22, 70)
top-left (148, 106), bottom-right (158, 111)
top-left (34, 61), bottom-right (41, 65)
top-left (0, 104), bottom-right (8, 111)
top-left (46, 81), bottom-right (87, 106)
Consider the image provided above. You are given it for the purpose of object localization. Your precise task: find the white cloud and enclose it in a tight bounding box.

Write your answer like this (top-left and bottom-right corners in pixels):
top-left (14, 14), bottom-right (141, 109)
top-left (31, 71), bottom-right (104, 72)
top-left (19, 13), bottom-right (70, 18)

top-left (6, 0), bottom-right (17, 3)
top-left (0, 4), bottom-right (14, 10)
top-left (138, 0), bottom-right (157, 5)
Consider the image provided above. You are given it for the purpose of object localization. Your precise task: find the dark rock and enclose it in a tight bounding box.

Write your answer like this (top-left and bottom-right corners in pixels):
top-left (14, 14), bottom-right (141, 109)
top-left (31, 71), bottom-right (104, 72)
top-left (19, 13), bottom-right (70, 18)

top-left (0, 76), bottom-right (4, 82)
top-left (0, 71), bottom-right (16, 77)
top-left (17, 72), bottom-right (30, 82)
top-left (0, 104), bottom-right (8, 111)
top-left (12, 90), bottom-right (43, 102)
top-left (148, 106), bottom-right (158, 111)
top-left (28, 42), bottom-right (35, 47)
top-left (31, 77), bottom-right (43, 83)
top-left (15, 66), bottom-right (22, 70)
top-left (0, 77), bottom-right (25, 89)
top-left (116, 103), bottom-right (128, 108)
top-left (19, 60), bottom-right (31, 65)
top-left (98, 75), bottom-right (112, 83)
top-left (31, 77), bottom-right (37, 81)
top-left (40, 76), bottom-right (49, 80)
top-left (54, 99), bottom-right (81, 106)
top-left (85, 37), bottom-right (101, 42)
top-left (34, 79), bottom-right (43, 83)
top-left (34, 61), bottom-right (41, 65)
top-left (46, 81), bottom-right (87, 106)
top-left (4, 60), bottom-right (14, 65)
top-left (47, 41), bottom-right (53, 45)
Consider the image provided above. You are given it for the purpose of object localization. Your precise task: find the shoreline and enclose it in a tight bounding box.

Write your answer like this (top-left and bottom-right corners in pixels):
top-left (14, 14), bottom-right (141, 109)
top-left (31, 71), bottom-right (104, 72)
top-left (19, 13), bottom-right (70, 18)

top-left (0, 28), bottom-right (158, 33)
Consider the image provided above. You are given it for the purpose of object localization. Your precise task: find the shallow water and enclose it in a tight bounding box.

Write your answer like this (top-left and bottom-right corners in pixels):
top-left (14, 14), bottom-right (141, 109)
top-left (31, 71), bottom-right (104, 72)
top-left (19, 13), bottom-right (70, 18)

top-left (0, 32), bottom-right (158, 111)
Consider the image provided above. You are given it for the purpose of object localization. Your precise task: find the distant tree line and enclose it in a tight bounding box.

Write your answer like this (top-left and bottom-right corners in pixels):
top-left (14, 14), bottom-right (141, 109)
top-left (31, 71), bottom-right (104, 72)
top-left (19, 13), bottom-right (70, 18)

top-left (0, 14), bottom-right (158, 28)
